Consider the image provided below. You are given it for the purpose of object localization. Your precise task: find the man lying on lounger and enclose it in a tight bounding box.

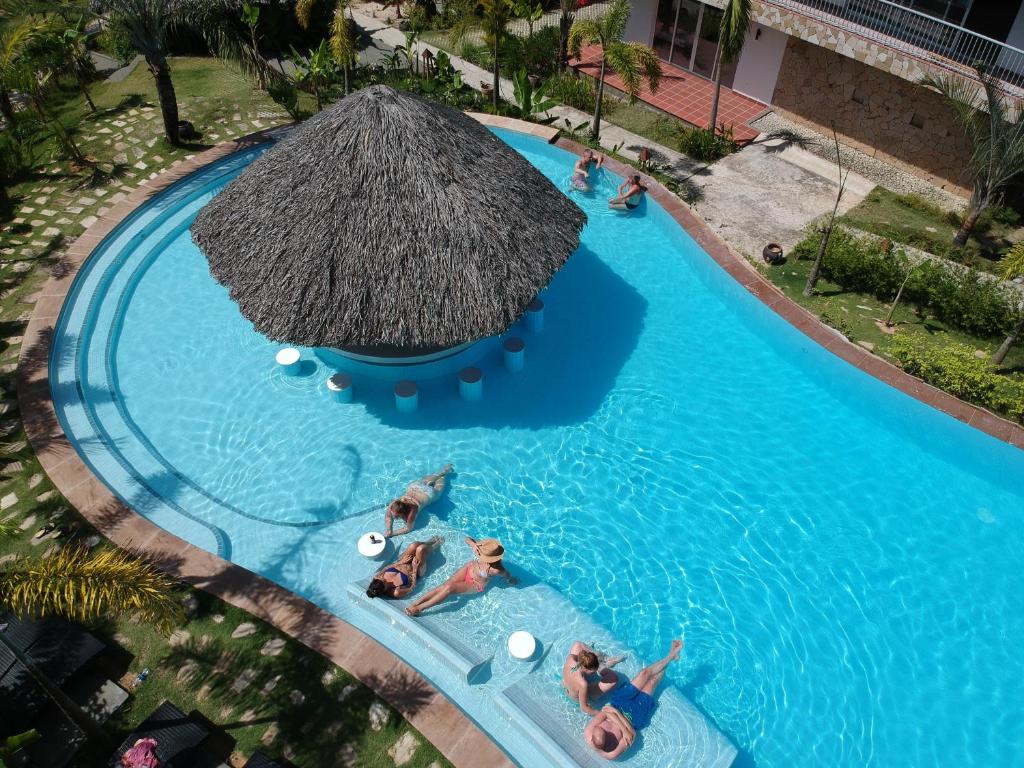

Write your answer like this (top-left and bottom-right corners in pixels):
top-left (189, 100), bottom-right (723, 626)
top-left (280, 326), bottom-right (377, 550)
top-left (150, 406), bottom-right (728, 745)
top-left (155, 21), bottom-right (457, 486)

top-left (584, 639), bottom-right (683, 760)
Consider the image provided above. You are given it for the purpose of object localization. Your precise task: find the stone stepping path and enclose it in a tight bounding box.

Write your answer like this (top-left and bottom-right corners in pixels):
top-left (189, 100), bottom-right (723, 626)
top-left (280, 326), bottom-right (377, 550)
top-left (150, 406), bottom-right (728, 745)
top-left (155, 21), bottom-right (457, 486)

top-left (231, 622), bottom-right (256, 639)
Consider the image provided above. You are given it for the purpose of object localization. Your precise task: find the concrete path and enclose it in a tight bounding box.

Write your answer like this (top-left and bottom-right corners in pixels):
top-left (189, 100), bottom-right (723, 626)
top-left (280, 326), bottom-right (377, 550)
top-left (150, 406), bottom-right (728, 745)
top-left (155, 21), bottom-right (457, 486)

top-left (106, 54), bottom-right (143, 84)
top-left (349, 8), bottom-right (872, 260)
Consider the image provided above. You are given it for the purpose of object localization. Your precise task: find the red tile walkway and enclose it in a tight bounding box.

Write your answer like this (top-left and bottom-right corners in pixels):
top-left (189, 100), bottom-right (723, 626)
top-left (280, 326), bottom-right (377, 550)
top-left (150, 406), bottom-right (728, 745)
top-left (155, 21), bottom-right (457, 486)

top-left (572, 44), bottom-right (766, 143)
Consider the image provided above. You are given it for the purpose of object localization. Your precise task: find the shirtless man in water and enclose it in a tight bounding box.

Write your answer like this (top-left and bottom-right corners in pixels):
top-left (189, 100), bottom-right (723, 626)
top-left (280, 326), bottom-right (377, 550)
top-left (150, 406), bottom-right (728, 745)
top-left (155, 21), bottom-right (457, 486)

top-left (384, 464), bottom-right (453, 538)
top-left (584, 639), bottom-right (683, 760)
top-left (563, 641), bottom-right (626, 715)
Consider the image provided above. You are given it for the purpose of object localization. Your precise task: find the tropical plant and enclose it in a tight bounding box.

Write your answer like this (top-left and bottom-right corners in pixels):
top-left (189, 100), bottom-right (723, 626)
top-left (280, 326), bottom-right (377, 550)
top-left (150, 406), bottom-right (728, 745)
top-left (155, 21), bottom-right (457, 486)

top-left (240, 0), bottom-right (265, 89)
top-left (0, 530), bottom-right (183, 746)
top-left (93, 0), bottom-right (263, 145)
top-left (678, 123), bottom-right (735, 162)
top-left (922, 65), bottom-right (1024, 246)
top-left (425, 49), bottom-right (466, 104)
top-left (511, 0), bottom-right (542, 38)
top-left (567, 0), bottom-right (661, 141)
top-left (291, 39), bottom-right (336, 111)
top-left (707, 0), bottom-right (751, 133)
top-left (511, 66), bottom-right (555, 121)
top-left (329, 0), bottom-right (358, 94)
top-left (804, 127), bottom-right (849, 297)
top-left (56, 14), bottom-right (98, 111)
top-left (557, 0), bottom-right (574, 72)
top-left (992, 242), bottom-right (1024, 364)
top-left (0, 16), bottom-right (42, 123)
top-left (395, 28), bottom-right (421, 75)
top-left (450, 0), bottom-right (512, 110)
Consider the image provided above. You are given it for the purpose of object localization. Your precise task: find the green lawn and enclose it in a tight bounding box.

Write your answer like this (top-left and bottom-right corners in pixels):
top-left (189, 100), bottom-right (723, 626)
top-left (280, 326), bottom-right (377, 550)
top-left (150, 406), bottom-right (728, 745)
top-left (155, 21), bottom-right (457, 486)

top-left (840, 186), bottom-right (1019, 274)
top-left (761, 255), bottom-right (1024, 378)
top-left (1, 58), bottom-right (449, 768)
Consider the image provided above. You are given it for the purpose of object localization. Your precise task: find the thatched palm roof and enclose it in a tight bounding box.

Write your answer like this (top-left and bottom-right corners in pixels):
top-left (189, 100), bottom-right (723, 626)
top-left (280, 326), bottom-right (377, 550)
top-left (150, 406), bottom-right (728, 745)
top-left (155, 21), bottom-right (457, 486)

top-left (190, 85), bottom-right (587, 355)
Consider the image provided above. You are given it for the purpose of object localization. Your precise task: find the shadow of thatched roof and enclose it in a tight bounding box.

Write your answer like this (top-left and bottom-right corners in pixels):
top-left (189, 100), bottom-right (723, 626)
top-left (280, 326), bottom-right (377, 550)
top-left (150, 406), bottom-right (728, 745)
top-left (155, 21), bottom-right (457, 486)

top-left (191, 85), bottom-right (586, 355)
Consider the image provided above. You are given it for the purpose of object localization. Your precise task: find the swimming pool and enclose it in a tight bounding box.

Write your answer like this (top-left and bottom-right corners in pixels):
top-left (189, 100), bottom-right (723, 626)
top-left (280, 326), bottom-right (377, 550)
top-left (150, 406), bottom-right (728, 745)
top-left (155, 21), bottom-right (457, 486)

top-left (51, 127), bottom-right (1024, 767)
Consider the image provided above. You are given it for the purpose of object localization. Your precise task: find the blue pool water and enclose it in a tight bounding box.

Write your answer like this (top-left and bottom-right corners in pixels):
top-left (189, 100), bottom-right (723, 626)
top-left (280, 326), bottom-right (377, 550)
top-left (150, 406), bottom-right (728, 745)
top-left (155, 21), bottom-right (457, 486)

top-left (53, 128), bottom-right (1024, 768)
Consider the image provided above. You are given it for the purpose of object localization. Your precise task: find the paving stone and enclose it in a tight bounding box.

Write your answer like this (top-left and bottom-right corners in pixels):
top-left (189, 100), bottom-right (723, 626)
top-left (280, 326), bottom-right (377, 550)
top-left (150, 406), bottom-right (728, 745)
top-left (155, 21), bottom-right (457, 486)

top-left (67, 206), bottom-right (83, 214)
top-left (41, 543), bottom-right (61, 558)
top-left (229, 668), bottom-right (258, 694)
top-left (368, 700), bottom-right (390, 731)
top-left (168, 629), bottom-right (190, 647)
top-left (181, 593), bottom-right (199, 616)
top-left (338, 683), bottom-right (358, 702)
top-left (238, 708), bottom-right (259, 723)
top-left (197, 682), bottom-right (214, 700)
top-left (4, 440), bottom-right (26, 452)
top-left (40, 210), bottom-right (56, 217)
top-left (388, 731), bottom-right (420, 766)
top-left (260, 723), bottom-right (279, 746)
top-left (0, 553), bottom-right (21, 565)
top-left (231, 622), bottom-right (256, 639)
top-left (282, 744), bottom-right (297, 761)
top-left (3, 461), bottom-right (23, 474)
top-left (218, 705), bottom-right (233, 720)
top-left (288, 689), bottom-right (305, 705)
top-left (80, 216), bottom-right (97, 229)
top-left (36, 491), bottom-right (56, 503)
top-left (339, 742), bottom-right (358, 767)
top-left (259, 638), bottom-right (286, 656)
top-left (321, 669), bottom-right (336, 686)
top-left (1, 493), bottom-right (17, 510)
top-left (212, 613), bottom-right (225, 623)
top-left (213, 651), bottom-right (233, 675)
top-left (198, 634), bottom-right (213, 650)
top-left (84, 534), bottom-right (101, 548)
top-left (133, 161), bottom-right (148, 170)
top-left (260, 674), bottom-right (281, 695)
top-left (175, 659), bottom-right (200, 684)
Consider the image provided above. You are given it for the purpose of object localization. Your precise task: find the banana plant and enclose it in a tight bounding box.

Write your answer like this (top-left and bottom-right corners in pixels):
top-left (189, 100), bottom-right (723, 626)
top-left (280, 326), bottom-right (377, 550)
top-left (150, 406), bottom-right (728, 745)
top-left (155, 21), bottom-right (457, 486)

top-left (511, 0), bottom-right (543, 38)
top-left (290, 39), bottom-right (337, 111)
top-left (512, 67), bottom-right (556, 122)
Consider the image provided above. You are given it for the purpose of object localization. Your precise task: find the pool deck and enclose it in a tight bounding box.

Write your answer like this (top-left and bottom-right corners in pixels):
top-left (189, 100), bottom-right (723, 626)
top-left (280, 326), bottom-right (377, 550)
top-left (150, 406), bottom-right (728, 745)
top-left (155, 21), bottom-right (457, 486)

top-left (17, 115), bottom-right (1024, 768)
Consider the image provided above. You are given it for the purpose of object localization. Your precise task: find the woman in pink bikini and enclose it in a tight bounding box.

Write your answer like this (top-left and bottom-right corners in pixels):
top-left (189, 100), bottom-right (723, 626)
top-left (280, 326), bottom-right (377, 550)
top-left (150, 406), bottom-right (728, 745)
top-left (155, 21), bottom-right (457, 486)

top-left (405, 537), bottom-right (516, 616)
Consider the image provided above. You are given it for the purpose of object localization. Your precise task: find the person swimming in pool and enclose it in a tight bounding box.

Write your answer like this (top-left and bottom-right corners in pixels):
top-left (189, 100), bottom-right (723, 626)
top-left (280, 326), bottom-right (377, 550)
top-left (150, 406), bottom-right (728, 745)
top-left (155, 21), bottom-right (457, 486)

top-left (572, 149), bottom-right (604, 191)
top-left (365, 536), bottom-right (444, 600)
top-left (384, 464), bottom-right (453, 538)
top-left (405, 537), bottom-right (517, 616)
top-left (584, 639), bottom-right (683, 760)
top-left (608, 175), bottom-right (646, 211)
top-left (563, 641), bottom-right (626, 715)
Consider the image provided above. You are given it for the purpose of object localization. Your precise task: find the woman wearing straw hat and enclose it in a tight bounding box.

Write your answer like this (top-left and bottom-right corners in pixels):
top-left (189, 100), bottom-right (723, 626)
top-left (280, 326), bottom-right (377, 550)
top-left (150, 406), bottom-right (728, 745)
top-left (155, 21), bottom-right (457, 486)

top-left (405, 536), bottom-right (517, 617)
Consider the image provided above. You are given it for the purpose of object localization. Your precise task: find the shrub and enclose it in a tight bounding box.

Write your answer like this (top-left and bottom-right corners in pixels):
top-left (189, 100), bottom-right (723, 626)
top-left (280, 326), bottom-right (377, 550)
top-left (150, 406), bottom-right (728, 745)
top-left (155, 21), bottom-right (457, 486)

top-left (459, 41), bottom-right (492, 71)
top-left (506, 26), bottom-right (560, 78)
top-left (677, 126), bottom-right (735, 163)
top-left (96, 21), bottom-right (137, 66)
top-left (886, 333), bottom-right (1024, 422)
top-left (545, 72), bottom-right (596, 111)
top-left (791, 227), bottom-right (1020, 337)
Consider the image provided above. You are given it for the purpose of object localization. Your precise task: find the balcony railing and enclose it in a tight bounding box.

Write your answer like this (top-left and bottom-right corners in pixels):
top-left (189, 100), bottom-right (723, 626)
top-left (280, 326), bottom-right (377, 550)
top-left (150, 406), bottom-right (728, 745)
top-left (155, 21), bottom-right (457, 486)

top-left (764, 0), bottom-right (1024, 93)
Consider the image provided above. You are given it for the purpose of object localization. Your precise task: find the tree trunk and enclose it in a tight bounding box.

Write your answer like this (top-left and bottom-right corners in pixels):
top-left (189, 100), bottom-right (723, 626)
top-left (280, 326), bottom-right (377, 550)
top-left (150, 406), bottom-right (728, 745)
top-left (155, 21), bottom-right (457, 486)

top-left (557, 13), bottom-right (573, 72)
top-left (885, 267), bottom-right (915, 326)
top-left (708, 47), bottom-right (723, 133)
top-left (954, 206), bottom-right (981, 246)
top-left (0, 632), bottom-right (112, 748)
top-left (343, 66), bottom-right (349, 96)
top-left (803, 223), bottom-right (832, 298)
top-left (78, 76), bottom-right (96, 112)
top-left (1, 89), bottom-right (16, 122)
top-left (149, 57), bottom-right (180, 146)
top-left (591, 57), bottom-right (606, 141)
top-left (993, 313), bottom-right (1024, 365)
top-left (492, 25), bottom-right (500, 110)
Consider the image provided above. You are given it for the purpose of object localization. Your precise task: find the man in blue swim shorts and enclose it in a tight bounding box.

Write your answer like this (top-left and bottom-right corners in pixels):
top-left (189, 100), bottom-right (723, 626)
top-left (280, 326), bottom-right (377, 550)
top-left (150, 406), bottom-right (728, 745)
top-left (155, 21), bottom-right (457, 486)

top-left (584, 639), bottom-right (683, 760)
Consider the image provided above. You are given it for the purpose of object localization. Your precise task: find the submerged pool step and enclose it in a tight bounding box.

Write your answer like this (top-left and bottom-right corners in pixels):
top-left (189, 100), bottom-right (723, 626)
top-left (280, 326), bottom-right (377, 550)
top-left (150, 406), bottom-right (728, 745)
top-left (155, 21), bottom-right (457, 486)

top-left (345, 580), bottom-right (490, 684)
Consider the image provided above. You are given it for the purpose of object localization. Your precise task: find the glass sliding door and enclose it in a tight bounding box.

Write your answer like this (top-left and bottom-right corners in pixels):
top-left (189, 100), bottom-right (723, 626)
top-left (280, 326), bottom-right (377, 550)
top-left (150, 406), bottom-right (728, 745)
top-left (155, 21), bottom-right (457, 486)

top-left (654, 0), bottom-right (703, 70)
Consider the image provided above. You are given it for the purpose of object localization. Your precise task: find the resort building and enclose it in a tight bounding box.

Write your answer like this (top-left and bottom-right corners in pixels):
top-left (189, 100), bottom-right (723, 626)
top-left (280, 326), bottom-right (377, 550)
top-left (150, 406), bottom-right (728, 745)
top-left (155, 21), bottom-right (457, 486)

top-left (619, 0), bottom-right (1024, 195)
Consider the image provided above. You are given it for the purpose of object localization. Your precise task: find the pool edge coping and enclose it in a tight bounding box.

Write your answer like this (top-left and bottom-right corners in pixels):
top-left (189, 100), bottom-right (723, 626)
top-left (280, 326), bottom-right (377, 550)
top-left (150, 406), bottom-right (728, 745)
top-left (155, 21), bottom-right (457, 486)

top-left (550, 138), bottom-right (1024, 451)
top-left (16, 113), bottom-right (1024, 767)
top-left (16, 127), bottom-right (515, 768)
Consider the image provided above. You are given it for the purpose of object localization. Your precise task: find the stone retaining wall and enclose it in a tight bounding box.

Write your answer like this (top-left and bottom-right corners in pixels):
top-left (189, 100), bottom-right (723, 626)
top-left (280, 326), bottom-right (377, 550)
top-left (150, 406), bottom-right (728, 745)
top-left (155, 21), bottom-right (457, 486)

top-left (770, 37), bottom-right (973, 197)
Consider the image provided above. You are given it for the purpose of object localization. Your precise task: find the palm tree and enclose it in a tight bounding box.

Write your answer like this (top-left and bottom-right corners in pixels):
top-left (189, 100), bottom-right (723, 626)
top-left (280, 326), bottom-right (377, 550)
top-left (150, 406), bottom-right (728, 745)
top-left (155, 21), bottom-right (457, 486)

top-left (451, 0), bottom-right (513, 110)
top-left (568, 0), bottom-right (662, 141)
top-left (93, 0), bottom-right (261, 145)
top-left (0, 17), bottom-right (41, 123)
top-left (707, 0), bottom-right (751, 134)
top-left (0, 538), bottom-right (182, 746)
top-left (556, 0), bottom-right (575, 73)
top-left (56, 15), bottom-right (97, 112)
top-left (329, 0), bottom-right (358, 96)
top-left (923, 65), bottom-right (1024, 247)
top-left (992, 243), bottom-right (1024, 365)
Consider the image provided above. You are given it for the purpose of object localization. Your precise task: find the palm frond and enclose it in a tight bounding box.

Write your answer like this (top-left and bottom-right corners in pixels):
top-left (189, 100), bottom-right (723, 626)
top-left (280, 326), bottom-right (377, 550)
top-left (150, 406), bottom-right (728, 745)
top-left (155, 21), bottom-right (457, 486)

top-left (295, 0), bottom-right (317, 28)
top-left (1000, 242), bottom-right (1024, 282)
top-left (719, 0), bottom-right (752, 63)
top-left (0, 521), bottom-right (17, 537)
top-left (329, 3), bottom-right (356, 67)
top-left (600, 0), bottom-right (630, 42)
top-left (0, 546), bottom-right (183, 633)
top-left (567, 18), bottom-right (600, 58)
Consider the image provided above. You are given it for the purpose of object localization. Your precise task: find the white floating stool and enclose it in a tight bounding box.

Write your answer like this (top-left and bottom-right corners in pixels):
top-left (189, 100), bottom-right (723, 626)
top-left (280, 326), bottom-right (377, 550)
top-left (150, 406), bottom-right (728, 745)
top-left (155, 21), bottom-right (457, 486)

top-left (276, 347), bottom-right (301, 376)
top-left (508, 630), bottom-right (537, 661)
top-left (357, 531), bottom-right (387, 559)
top-left (526, 298), bottom-right (544, 333)
top-left (503, 337), bottom-right (525, 373)
top-left (326, 372), bottom-right (353, 403)
top-left (395, 380), bottom-right (418, 413)
top-left (458, 367), bottom-right (483, 401)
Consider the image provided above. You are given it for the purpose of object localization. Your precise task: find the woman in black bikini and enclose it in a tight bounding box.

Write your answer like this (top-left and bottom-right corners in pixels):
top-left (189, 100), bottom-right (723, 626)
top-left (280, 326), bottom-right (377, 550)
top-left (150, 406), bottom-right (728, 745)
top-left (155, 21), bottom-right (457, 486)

top-left (366, 536), bottom-right (444, 599)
